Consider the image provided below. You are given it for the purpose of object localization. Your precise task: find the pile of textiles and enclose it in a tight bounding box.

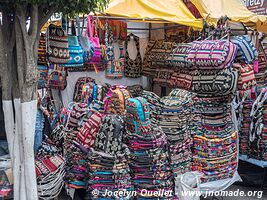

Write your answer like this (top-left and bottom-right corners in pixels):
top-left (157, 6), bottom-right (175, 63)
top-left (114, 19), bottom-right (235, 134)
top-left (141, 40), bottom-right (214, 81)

top-left (235, 91), bottom-right (255, 155)
top-left (255, 45), bottom-right (267, 86)
top-left (64, 102), bottom-right (90, 189)
top-left (35, 141), bottom-right (66, 199)
top-left (241, 87), bottom-right (267, 160)
top-left (125, 97), bottom-right (174, 199)
top-left (87, 114), bottom-right (133, 199)
top-left (139, 90), bottom-right (162, 125)
top-left (192, 96), bottom-right (238, 182)
top-left (158, 89), bottom-right (193, 176)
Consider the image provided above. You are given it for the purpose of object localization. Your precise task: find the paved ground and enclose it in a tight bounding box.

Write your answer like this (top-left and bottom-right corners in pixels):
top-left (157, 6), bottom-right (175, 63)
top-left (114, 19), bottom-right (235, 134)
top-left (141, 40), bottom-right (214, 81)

top-left (59, 185), bottom-right (267, 199)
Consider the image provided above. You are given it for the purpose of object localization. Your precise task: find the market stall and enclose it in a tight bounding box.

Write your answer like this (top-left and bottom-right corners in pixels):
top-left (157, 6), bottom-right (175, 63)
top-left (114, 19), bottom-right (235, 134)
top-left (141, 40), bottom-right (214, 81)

top-left (8, 0), bottom-right (267, 199)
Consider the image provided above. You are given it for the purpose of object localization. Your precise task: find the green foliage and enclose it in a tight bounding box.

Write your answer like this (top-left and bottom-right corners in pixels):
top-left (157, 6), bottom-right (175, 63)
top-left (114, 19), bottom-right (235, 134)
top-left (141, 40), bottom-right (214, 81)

top-left (0, 0), bottom-right (109, 16)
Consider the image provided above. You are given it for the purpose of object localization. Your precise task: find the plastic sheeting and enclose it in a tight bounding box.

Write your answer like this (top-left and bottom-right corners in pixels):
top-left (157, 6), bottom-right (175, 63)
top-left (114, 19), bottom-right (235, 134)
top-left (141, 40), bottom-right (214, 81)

top-left (200, 171), bottom-right (242, 192)
top-left (105, 0), bottom-right (203, 29)
top-left (191, 0), bottom-right (267, 26)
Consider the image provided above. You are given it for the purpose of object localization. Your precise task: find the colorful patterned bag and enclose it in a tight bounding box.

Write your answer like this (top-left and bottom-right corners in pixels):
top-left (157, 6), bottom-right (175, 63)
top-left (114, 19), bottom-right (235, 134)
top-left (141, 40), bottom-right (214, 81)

top-left (192, 68), bottom-right (238, 96)
top-left (169, 70), bottom-right (193, 90)
top-left (105, 85), bottom-right (131, 114)
top-left (233, 63), bottom-right (257, 91)
top-left (76, 16), bottom-right (94, 63)
top-left (232, 35), bottom-right (258, 64)
top-left (94, 115), bottom-right (125, 155)
top-left (187, 40), bottom-right (238, 69)
top-left (255, 43), bottom-right (267, 85)
top-left (153, 68), bottom-right (175, 85)
top-left (124, 33), bottom-right (142, 78)
top-left (47, 64), bottom-right (67, 90)
top-left (86, 16), bottom-right (101, 65)
top-left (77, 111), bottom-right (104, 149)
top-left (105, 22), bottom-right (124, 79)
top-left (125, 97), bottom-right (151, 134)
top-left (38, 33), bottom-right (47, 65)
top-left (47, 24), bottom-right (70, 64)
top-left (73, 77), bottom-right (95, 102)
top-left (105, 41), bottom-right (124, 79)
top-left (81, 82), bottom-right (98, 104)
top-left (167, 43), bottom-right (192, 68)
top-left (143, 40), bottom-right (157, 77)
top-left (37, 65), bottom-right (48, 89)
top-left (149, 41), bottom-right (176, 67)
top-left (63, 35), bottom-right (84, 68)
top-left (62, 21), bottom-right (84, 69)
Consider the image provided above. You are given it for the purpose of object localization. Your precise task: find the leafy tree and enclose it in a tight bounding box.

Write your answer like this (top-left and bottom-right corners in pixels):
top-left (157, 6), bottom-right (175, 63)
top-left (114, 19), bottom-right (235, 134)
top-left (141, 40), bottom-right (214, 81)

top-left (0, 1), bottom-right (108, 199)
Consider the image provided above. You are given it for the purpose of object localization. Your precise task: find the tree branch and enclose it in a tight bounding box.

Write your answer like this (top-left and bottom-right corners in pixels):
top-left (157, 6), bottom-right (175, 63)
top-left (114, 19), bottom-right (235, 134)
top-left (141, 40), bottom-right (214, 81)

top-left (16, 5), bottom-right (29, 45)
top-left (38, 7), bottom-right (55, 32)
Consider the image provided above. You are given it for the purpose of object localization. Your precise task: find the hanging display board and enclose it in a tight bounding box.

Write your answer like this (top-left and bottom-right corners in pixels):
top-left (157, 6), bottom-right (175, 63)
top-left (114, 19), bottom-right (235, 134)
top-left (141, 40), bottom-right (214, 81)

top-left (243, 0), bottom-right (267, 15)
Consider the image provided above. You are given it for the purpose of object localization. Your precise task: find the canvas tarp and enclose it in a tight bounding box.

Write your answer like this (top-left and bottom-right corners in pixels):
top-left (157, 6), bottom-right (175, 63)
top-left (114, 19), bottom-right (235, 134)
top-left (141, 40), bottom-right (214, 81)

top-left (191, 0), bottom-right (267, 31)
top-left (104, 0), bottom-right (203, 29)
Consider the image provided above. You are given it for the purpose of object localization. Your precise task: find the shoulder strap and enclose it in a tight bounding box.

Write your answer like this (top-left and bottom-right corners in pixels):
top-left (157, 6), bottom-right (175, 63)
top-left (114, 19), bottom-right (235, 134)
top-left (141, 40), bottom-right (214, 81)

top-left (71, 20), bottom-right (76, 36)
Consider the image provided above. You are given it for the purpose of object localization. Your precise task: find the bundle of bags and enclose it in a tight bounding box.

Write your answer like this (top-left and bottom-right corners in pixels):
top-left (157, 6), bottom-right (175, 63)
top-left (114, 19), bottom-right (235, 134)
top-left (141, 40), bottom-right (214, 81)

top-left (242, 87), bottom-right (267, 160)
top-left (255, 44), bottom-right (267, 85)
top-left (63, 102), bottom-right (90, 189)
top-left (143, 35), bottom-right (260, 96)
top-left (192, 96), bottom-right (237, 182)
top-left (87, 114), bottom-right (133, 199)
top-left (35, 141), bottom-right (66, 199)
top-left (158, 89), bottom-right (193, 176)
top-left (125, 97), bottom-right (174, 199)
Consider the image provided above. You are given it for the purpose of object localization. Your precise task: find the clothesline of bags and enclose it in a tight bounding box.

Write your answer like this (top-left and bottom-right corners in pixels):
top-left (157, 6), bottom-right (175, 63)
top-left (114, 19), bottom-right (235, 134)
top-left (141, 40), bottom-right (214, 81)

top-left (37, 15), bottom-right (146, 92)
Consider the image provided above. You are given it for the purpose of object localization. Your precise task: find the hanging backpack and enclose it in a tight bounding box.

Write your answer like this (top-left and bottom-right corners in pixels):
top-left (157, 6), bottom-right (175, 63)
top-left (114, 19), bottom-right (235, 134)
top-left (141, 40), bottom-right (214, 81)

top-left (47, 24), bottom-right (70, 64)
top-left (81, 82), bottom-right (97, 104)
top-left (104, 85), bottom-right (131, 114)
top-left (125, 97), bottom-right (151, 134)
top-left (86, 16), bottom-right (101, 65)
top-left (124, 33), bottom-right (142, 78)
top-left (76, 16), bottom-right (94, 63)
top-left (73, 77), bottom-right (95, 102)
top-left (232, 35), bottom-right (258, 64)
top-left (192, 68), bottom-right (239, 96)
top-left (187, 40), bottom-right (238, 69)
top-left (77, 111), bottom-right (104, 149)
top-left (233, 63), bottom-right (257, 91)
top-left (143, 40), bottom-right (157, 77)
top-left (47, 64), bottom-right (68, 90)
top-left (105, 22), bottom-right (124, 79)
top-left (93, 114), bottom-right (125, 155)
top-left (62, 21), bottom-right (84, 69)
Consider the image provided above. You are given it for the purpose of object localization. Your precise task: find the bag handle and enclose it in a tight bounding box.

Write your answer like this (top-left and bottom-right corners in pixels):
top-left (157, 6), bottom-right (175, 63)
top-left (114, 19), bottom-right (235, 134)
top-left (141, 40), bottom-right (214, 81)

top-left (76, 16), bottom-right (81, 36)
top-left (71, 20), bottom-right (76, 36)
top-left (85, 15), bottom-right (94, 37)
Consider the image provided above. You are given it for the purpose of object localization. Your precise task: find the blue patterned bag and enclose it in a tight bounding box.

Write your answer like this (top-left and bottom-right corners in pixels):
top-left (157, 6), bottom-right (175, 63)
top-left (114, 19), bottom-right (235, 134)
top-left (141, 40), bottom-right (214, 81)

top-left (233, 35), bottom-right (258, 64)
